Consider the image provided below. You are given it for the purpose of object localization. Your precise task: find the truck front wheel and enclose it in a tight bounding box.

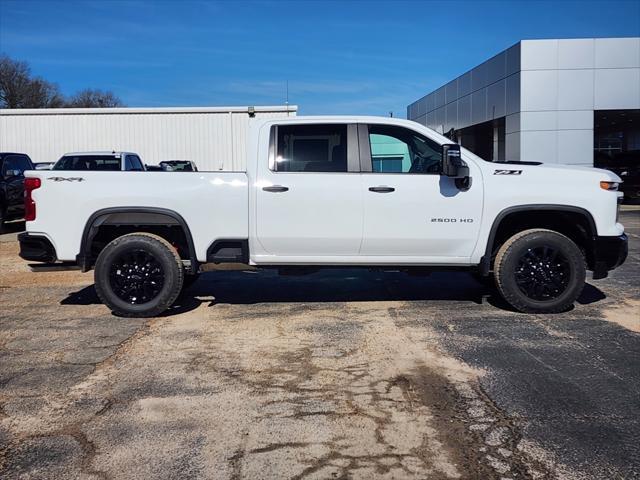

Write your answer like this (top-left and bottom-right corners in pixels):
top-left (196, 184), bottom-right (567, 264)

top-left (494, 229), bottom-right (586, 313)
top-left (94, 233), bottom-right (184, 317)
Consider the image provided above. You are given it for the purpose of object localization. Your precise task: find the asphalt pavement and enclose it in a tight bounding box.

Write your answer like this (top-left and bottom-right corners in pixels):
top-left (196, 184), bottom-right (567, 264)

top-left (0, 210), bottom-right (638, 479)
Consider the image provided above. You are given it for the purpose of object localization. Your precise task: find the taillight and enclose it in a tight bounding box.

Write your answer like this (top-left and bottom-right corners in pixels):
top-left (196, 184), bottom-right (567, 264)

top-left (24, 177), bottom-right (41, 221)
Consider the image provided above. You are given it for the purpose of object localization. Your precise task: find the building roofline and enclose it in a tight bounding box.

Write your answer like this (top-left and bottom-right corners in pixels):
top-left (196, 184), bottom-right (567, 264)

top-left (0, 105), bottom-right (298, 116)
top-left (407, 36), bottom-right (640, 110)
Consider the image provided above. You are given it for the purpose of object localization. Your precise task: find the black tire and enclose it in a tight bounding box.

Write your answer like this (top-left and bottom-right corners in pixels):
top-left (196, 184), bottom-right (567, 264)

top-left (0, 205), bottom-right (5, 234)
top-left (494, 229), bottom-right (586, 313)
top-left (94, 233), bottom-right (184, 317)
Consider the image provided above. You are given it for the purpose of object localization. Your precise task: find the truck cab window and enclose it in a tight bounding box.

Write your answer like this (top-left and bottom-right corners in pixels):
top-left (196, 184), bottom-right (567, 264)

top-left (131, 156), bottom-right (144, 171)
top-left (2, 155), bottom-right (31, 176)
top-left (275, 124), bottom-right (348, 173)
top-left (368, 125), bottom-right (441, 174)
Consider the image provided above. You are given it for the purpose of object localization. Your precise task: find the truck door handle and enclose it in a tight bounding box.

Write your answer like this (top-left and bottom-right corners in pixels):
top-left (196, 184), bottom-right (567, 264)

top-left (368, 186), bottom-right (395, 193)
top-left (262, 185), bottom-right (289, 193)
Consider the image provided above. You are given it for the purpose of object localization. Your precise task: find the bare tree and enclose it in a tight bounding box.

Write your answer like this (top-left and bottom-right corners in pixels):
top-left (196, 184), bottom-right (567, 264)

top-left (1, 54), bottom-right (124, 109)
top-left (65, 89), bottom-right (124, 108)
top-left (0, 55), bottom-right (31, 108)
top-left (0, 54), bottom-right (64, 108)
top-left (23, 78), bottom-right (65, 108)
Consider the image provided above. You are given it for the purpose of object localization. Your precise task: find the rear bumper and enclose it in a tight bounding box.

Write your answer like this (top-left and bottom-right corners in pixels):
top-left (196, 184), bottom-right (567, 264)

top-left (18, 233), bottom-right (57, 263)
top-left (592, 233), bottom-right (628, 279)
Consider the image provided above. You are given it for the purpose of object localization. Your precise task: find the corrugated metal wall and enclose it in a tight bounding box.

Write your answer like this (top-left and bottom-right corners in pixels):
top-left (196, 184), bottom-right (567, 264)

top-left (0, 106), bottom-right (296, 171)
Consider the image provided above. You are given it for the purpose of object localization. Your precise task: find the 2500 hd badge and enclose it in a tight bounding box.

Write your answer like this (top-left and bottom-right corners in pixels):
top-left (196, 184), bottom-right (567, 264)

top-left (431, 218), bottom-right (474, 223)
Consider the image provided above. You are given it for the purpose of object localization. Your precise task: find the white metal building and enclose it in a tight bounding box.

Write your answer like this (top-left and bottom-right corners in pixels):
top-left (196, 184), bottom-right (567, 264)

top-left (407, 37), bottom-right (640, 167)
top-left (0, 105), bottom-right (297, 171)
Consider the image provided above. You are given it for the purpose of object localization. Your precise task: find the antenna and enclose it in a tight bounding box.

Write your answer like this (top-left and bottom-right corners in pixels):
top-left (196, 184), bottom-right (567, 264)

top-left (286, 80), bottom-right (289, 106)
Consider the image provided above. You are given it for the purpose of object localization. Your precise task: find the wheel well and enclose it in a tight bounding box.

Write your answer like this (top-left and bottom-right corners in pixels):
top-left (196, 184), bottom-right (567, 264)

top-left (78, 209), bottom-right (197, 273)
top-left (485, 208), bottom-right (596, 272)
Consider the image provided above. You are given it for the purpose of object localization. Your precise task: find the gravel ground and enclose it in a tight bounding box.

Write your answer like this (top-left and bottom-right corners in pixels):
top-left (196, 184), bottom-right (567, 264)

top-left (0, 210), bottom-right (638, 480)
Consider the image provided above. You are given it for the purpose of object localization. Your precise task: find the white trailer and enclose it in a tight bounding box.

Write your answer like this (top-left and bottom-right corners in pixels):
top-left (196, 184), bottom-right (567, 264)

top-left (0, 105), bottom-right (297, 171)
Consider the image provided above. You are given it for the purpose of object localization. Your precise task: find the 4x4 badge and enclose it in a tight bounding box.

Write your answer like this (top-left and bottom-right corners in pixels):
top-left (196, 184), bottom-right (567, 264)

top-left (47, 177), bottom-right (85, 182)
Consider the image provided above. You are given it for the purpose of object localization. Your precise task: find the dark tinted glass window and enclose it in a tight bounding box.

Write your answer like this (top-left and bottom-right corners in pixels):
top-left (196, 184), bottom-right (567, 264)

top-left (368, 125), bottom-right (441, 174)
top-left (130, 156), bottom-right (144, 171)
top-left (160, 161), bottom-right (193, 171)
top-left (2, 155), bottom-right (33, 175)
top-left (54, 155), bottom-right (121, 171)
top-left (124, 156), bottom-right (133, 170)
top-left (275, 124), bottom-right (348, 172)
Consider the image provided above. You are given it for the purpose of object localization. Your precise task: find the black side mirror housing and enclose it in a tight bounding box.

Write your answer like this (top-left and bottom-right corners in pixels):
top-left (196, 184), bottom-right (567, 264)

top-left (441, 144), bottom-right (468, 178)
top-left (442, 144), bottom-right (471, 190)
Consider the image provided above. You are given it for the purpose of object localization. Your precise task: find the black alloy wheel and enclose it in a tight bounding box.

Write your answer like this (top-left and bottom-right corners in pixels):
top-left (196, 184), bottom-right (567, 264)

top-left (94, 232), bottom-right (184, 317)
top-left (109, 249), bottom-right (165, 304)
top-left (514, 246), bottom-right (571, 300)
top-left (494, 229), bottom-right (586, 313)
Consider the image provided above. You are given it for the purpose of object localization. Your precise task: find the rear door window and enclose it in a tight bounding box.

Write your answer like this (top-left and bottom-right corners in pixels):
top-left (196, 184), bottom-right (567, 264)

top-left (130, 155), bottom-right (144, 171)
top-left (125, 155), bottom-right (144, 171)
top-left (274, 124), bottom-right (348, 172)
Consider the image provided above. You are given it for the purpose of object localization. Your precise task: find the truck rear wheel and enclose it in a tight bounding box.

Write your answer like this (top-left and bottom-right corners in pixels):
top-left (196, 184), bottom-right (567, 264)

top-left (94, 233), bottom-right (184, 317)
top-left (494, 229), bottom-right (585, 313)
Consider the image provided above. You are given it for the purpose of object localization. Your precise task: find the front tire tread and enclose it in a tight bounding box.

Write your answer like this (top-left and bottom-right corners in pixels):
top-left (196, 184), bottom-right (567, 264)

top-left (494, 228), bottom-right (586, 313)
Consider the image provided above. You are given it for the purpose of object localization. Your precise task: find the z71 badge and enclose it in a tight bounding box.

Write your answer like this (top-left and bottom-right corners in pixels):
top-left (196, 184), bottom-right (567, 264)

top-left (494, 169), bottom-right (522, 175)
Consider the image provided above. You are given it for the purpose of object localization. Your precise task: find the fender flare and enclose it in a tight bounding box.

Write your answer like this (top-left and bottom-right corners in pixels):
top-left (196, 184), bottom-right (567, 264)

top-left (77, 207), bottom-right (198, 274)
top-left (479, 204), bottom-right (597, 275)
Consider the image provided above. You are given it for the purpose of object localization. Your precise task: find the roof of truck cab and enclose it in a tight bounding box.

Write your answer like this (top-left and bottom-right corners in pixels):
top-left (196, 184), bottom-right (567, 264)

top-left (61, 151), bottom-right (136, 157)
top-left (253, 115), bottom-right (453, 145)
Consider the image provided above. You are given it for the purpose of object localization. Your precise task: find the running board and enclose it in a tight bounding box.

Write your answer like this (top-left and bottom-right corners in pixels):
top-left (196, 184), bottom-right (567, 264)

top-left (29, 263), bottom-right (82, 272)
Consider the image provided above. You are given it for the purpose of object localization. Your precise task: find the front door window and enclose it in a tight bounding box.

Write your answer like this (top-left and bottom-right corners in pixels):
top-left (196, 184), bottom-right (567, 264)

top-left (369, 125), bottom-right (442, 174)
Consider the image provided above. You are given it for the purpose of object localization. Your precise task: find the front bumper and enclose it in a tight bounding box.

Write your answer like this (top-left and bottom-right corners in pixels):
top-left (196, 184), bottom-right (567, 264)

top-left (592, 233), bottom-right (628, 279)
top-left (18, 233), bottom-right (57, 263)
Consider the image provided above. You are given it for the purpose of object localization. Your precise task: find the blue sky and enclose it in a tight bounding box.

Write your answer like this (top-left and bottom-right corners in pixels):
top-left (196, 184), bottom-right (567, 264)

top-left (1, 0), bottom-right (639, 116)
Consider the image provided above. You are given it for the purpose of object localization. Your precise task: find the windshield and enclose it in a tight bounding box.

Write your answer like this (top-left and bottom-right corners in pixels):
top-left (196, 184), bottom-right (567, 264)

top-left (54, 155), bottom-right (121, 171)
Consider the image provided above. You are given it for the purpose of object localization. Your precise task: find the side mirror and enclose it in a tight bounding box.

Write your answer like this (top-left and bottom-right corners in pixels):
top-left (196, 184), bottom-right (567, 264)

top-left (441, 144), bottom-right (468, 178)
top-left (441, 144), bottom-right (471, 191)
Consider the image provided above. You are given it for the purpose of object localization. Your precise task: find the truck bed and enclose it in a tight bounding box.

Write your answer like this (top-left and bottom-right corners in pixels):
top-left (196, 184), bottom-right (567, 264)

top-left (26, 171), bottom-right (249, 262)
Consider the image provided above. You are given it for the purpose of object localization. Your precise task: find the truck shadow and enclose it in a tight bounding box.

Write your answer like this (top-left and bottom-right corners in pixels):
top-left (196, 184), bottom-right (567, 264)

top-left (60, 269), bottom-right (607, 317)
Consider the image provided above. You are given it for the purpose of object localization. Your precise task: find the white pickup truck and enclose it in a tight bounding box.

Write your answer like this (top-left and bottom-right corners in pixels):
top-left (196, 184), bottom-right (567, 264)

top-left (19, 116), bottom-right (628, 317)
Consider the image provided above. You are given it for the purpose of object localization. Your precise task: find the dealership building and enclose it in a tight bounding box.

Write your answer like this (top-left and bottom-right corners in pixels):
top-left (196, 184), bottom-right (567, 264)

top-left (407, 37), bottom-right (640, 168)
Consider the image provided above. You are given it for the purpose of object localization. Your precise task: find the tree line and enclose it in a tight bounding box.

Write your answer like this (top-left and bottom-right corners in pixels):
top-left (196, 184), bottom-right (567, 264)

top-left (0, 54), bottom-right (124, 109)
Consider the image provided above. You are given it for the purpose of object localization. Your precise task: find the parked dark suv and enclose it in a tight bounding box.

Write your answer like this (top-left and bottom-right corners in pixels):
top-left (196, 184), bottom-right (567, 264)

top-left (1, 152), bottom-right (34, 232)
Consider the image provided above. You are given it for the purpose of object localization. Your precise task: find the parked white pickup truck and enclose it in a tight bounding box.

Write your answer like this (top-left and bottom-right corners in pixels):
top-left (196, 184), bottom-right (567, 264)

top-left (19, 116), bottom-right (627, 317)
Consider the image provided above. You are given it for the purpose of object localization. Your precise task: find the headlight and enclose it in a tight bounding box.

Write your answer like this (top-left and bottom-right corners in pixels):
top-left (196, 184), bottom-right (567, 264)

top-left (600, 181), bottom-right (619, 191)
